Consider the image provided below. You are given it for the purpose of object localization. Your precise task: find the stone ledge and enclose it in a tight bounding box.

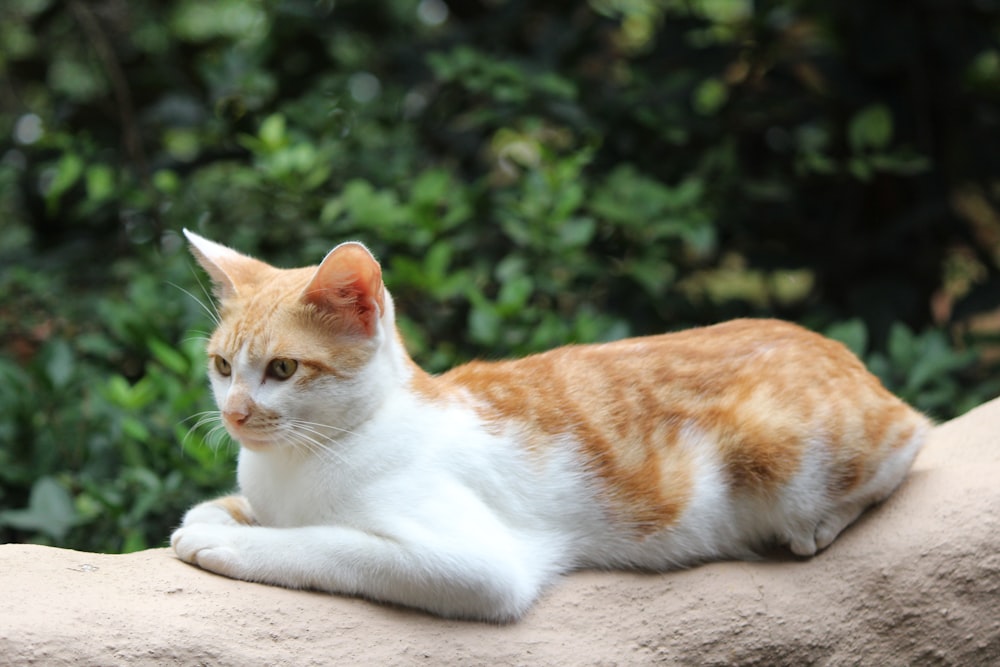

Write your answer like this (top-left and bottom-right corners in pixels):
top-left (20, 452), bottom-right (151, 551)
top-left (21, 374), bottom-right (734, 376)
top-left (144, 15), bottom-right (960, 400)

top-left (2, 398), bottom-right (998, 666)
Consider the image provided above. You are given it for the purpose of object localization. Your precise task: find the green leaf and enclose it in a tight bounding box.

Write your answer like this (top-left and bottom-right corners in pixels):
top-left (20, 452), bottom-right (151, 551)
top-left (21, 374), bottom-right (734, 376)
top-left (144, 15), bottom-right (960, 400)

top-left (692, 77), bottom-right (728, 116)
top-left (341, 179), bottom-right (406, 228)
top-left (410, 169), bottom-right (451, 207)
top-left (0, 476), bottom-right (80, 540)
top-left (848, 157), bottom-right (873, 182)
top-left (85, 164), bottom-right (115, 203)
top-left (887, 322), bottom-right (915, 364)
top-left (149, 338), bottom-right (189, 375)
top-left (497, 274), bottom-right (534, 313)
top-left (103, 374), bottom-right (158, 410)
top-left (259, 113), bottom-right (287, 150)
top-left (468, 304), bottom-right (501, 345)
top-left (424, 242), bottom-right (452, 281)
top-left (825, 319), bottom-right (868, 357)
top-left (904, 331), bottom-right (974, 394)
top-left (164, 128), bottom-right (200, 162)
top-left (104, 374), bottom-right (133, 407)
top-left (624, 258), bottom-right (677, 296)
top-left (868, 151), bottom-right (932, 176)
top-left (122, 416), bottom-right (152, 443)
top-left (45, 152), bottom-right (84, 211)
top-left (42, 339), bottom-right (75, 389)
top-left (153, 169), bottom-right (181, 194)
top-left (557, 217), bottom-right (596, 248)
top-left (848, 104), bottom-right (893, 152)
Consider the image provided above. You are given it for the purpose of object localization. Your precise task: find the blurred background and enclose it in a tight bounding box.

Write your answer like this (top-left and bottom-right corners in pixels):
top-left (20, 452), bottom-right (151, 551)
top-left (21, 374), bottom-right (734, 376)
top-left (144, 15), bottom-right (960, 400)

top-left (1, 0), bottom-right (999, 553)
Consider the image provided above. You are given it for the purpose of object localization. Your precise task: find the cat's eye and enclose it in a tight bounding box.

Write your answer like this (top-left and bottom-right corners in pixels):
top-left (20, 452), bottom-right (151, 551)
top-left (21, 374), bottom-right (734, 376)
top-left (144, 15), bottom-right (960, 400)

top-left (267, 358), bottom-right (298, 381)
top-left (214, 356), bottom-right (232, 377)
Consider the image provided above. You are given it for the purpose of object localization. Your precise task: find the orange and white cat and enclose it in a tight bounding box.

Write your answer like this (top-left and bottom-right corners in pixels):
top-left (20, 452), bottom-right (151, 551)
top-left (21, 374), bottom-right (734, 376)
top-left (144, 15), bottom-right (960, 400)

top-left (171, 230), bottom-right (930, 621)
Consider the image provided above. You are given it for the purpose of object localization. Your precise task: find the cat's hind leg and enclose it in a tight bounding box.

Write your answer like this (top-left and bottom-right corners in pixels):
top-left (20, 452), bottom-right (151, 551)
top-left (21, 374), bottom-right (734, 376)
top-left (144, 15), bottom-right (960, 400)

top-left (791, 429), bottom-right (926, 556)
top-left (813, 501), bottom-right (869, 552)
top-left (782, 485), bottom-right (888, 556)
top-left (785, 503), bottom-right (866, 555)
top-left (795, 487), bottom-right (894, 556)
top-left (786, 527), bottom-right (819, 557)
top-left (786, 488), bottom-right (897, 556)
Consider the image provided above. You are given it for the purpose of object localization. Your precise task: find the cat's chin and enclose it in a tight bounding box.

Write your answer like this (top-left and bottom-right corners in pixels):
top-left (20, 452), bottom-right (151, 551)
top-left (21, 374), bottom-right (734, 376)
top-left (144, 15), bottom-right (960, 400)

top-left (234, 436), bottom-right (274, 452)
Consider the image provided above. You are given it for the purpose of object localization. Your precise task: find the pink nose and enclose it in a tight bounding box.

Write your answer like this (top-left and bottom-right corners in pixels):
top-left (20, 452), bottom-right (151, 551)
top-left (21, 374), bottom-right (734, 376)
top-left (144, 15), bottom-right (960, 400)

top-left (223, 410), bottom-right (251, 426)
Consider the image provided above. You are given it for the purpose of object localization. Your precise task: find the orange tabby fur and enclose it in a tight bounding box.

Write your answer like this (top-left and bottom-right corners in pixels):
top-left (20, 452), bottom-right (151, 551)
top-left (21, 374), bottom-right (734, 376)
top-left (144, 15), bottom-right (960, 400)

top-left (410, 319), bottom-right (926, 536)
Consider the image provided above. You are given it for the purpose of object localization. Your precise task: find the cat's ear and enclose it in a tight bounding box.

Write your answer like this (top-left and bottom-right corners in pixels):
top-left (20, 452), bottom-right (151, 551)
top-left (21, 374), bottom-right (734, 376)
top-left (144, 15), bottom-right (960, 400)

top-left (302, 242), bottom-right (385, 337)
top-left (183, 229), bottom-right (270, 300)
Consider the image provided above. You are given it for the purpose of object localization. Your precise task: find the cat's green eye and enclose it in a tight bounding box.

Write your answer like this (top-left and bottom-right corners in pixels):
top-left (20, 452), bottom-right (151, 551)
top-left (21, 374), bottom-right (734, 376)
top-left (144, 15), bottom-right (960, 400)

top-left (214, 356), bottom-right (231, 377)
top-left (267, 358), bottom-right (298, 381)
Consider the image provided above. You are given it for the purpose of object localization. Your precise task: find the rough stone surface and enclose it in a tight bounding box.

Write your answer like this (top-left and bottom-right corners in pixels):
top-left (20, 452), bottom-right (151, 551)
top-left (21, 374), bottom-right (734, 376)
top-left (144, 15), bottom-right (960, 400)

top-left (2, 398), bottom-right (998, 666)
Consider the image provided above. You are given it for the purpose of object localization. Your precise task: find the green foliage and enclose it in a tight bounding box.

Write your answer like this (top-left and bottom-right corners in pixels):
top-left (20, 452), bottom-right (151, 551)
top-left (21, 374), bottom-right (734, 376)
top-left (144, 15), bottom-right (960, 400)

top-left (1, 0), bottom-right (999, 552)
top-left (826, 320), bottom-right (997, 419)
top-left (0, 254), bottom-right (234, 552)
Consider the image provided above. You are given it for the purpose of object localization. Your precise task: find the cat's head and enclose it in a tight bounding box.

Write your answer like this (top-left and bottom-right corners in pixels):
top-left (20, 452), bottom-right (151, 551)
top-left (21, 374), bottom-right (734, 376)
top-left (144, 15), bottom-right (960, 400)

top-left (184, 230), bottom-right (396, 453)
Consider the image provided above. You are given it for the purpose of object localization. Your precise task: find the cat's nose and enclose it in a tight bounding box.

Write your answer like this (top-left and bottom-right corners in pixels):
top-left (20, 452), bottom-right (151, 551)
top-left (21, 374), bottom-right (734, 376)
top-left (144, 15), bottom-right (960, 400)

top-left (223, 409), bottom-right (251, 426)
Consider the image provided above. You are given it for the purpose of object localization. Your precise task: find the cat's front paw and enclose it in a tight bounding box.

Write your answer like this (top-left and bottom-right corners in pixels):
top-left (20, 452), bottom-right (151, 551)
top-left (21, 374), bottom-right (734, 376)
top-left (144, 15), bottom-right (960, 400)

top-left (171, 523), bottom-right (248, 580)
top-left (180, 495), bottom-right (257, 528)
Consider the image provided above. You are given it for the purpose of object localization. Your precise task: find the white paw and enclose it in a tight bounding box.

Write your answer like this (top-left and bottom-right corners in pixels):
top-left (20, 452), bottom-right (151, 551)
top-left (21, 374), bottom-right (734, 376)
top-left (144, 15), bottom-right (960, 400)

top-left (171, 523), bottom-right (247, 579)
top-left (815, 503), bottom-right (866, 551)
top-left (788, 532), bottom-right (817, 557)
top-left (785, 502), bottom-right (868, 557)
top-left (180, 497), bottom-right (254, 528)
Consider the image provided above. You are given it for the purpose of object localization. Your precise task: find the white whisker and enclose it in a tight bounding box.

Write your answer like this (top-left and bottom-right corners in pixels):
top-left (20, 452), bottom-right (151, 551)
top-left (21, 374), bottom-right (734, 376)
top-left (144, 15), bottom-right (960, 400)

top-left (168, 277), bottom-right (221, 327)
top-left (207, 423), bottom-right (234, 448)
top-left (283, 418), bottom-right (353, 464)
top-left (179, 410), bottom-right (237, 456)
top-left (182, 331), bottom-right (212, 345)
top-left (289, 418), bottom-right (361, 439)
top-left (285, 427), bottom-right (336, 458)
top-left (181, 410), bottom-right (220, 425)
top-left (280, 430), bottom-right (326, 458)
top-left (189, 267), bottom-right (221, 322)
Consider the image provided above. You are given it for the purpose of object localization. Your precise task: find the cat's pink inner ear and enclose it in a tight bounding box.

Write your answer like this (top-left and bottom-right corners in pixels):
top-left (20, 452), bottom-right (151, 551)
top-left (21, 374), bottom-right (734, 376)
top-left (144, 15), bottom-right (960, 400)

top-left (302, 242), bottom-right (385, 337)
top-left (183, 229), bottom-right (268, 300)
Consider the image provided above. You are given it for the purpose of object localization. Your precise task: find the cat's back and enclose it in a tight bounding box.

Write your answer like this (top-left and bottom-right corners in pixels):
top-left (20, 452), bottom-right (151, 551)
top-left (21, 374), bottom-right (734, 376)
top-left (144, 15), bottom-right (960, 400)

top-left (437, 317), bottom-right (929, 478)
top-left (440, 318), bottom-right (904, 426)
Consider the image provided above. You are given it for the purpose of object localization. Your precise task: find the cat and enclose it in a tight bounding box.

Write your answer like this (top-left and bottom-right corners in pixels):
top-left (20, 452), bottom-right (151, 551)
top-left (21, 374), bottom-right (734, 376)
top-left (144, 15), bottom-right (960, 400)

top-left (171, 229), bottom-right (931, 622)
